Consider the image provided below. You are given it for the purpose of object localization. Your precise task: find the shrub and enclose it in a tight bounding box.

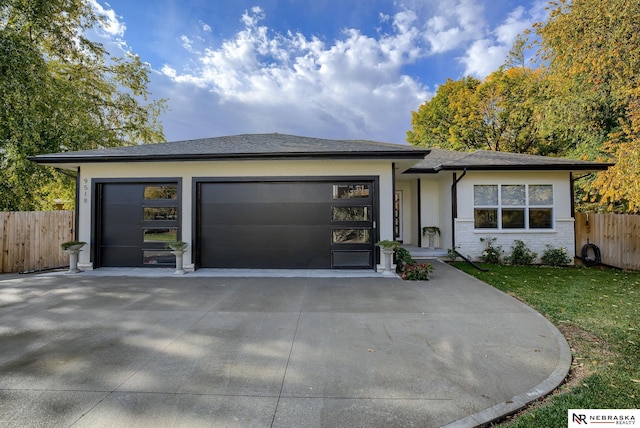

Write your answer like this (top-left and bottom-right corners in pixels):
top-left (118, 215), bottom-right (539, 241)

top-left (541, 245), bottom-right (572, 266)
top-left (391, 246), bottom-right (433, 280)
top-left (480, 237), bottom-right (503, 264)
top-left (400, 263), bottom-right (434, 280)
top-left (394, 246), bottom-right (416, 274)
top-left (506, 240), bottom-right (537, 265)
top-left (447, 246), bottom-right (461, 262)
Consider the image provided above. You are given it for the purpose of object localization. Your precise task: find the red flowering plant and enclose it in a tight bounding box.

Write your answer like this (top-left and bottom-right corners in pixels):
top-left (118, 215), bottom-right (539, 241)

top-left (400, 262), bottom-right (434, 281)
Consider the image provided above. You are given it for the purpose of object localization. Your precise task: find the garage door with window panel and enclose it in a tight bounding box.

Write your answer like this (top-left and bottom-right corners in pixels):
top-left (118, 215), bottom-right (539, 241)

top-left (96, 181), bottom-right (181, 267)
top-left (196, 178), bottom-right (377, 269)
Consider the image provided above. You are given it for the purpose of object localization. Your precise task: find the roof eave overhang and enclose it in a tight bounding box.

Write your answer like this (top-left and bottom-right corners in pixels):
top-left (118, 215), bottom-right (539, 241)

top-left (29, 150), bottom-right (430, 165)
top-left (404, 163), bottom-right (613, 174)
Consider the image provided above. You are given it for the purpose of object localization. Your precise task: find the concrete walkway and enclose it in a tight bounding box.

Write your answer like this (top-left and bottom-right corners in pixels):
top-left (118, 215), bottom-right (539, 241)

top-left (0, 261), bottom-right (571, 427)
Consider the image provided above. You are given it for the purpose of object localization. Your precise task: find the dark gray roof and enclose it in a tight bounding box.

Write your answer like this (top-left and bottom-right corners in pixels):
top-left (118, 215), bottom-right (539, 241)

top-left (29, 133), bottom-right (429, 164)
top-left (29, 134), bottom-right (612, 172)
top-left (406, 148), bottom-right (612, 172)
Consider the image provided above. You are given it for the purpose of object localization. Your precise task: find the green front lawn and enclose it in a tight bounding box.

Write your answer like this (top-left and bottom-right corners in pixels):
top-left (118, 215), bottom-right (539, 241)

top-left (453, 263), bottom-right (640, 427)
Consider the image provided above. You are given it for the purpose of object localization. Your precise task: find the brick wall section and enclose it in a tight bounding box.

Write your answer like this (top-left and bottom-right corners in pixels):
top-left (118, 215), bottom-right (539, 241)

top-left (455, 218), bottom-right (575, 262)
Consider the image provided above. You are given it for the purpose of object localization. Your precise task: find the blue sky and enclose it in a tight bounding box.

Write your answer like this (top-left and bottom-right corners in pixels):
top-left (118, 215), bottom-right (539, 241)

top-left (90, 0), bottom-right (547, 144)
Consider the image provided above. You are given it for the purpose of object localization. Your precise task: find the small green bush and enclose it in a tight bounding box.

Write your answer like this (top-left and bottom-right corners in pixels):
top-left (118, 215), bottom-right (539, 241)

top-left (447, 246), bottom-right (461, 262)
top-left (480, 237), bottom-right (503, 264)
top-left (394, 246), bottom-right (416, 274)
top-left (506, 240), bottom-right (537, 265)
top-left (540, 245), bottom-right (572, 266)
top-left (389, 246), bottom-right (433, 280)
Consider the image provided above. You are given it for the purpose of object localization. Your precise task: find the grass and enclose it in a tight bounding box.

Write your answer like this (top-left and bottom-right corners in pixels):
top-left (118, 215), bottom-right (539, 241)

top-left (452, 262), bottom-right (640, 427)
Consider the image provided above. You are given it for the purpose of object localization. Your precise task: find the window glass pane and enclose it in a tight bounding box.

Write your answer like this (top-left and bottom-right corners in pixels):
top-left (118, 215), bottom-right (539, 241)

top-left (332, 251), bottom-right (371, 267)
top-left (144, 185), bottom-right (177, 199)
top-left (144, 207), bottom-right (178, 221)
top-left (143, 250), bottom-right (174, 265)
top-left (332, 206), bottom-right (370, 221)
top-left (143, 228), bottom-right (178, 243)
top-left (501, 185), bottom-right (525, 205)
top-left (333, 184), bottom-right (370, 199)
top-left (529, 185), bottom-right (553, 205)
top-left (502, 209), bottom-right (525, 228)
top-left (332, 229), bottom-right (370, 244)
top-left (529, 208), bottom-right (553, 228)
top-left (474, 208), bottom-right (498, 228)
top-left (474, 185), bottom-right (498, 205)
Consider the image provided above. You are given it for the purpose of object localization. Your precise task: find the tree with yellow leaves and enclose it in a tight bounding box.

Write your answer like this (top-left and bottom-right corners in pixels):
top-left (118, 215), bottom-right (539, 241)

top-left (537, 0), bottom-right (640, 212)
top-left (408, 67), bottom-right (550, 155)
top-left (408, 0), bottom-right (640, 212)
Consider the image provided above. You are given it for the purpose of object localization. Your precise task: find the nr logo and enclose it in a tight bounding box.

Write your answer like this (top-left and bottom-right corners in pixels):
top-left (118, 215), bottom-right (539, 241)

top-left (573, 413), bottom-right (588, 424)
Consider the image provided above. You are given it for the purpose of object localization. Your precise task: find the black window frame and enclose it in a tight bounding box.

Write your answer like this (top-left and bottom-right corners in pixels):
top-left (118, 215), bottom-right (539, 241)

top-left (473, 184), bottom-right (554, 231)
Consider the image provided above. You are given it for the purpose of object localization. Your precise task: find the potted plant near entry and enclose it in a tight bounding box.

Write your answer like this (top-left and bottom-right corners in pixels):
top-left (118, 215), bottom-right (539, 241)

top-left (61, 241), bottom-right (86, 274)
top-left (422, 226), bottom-right (440, 249)
top-left (376, 240), bottom-right (399, 276)
top-left (167, 241), bottom-right (188, 275)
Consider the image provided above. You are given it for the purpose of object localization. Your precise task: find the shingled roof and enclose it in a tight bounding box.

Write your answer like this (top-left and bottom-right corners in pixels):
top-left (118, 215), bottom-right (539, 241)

top-left (405, 148), bottom-right (612, 172)
top-left (30, 134), bottom-right (612, 172)
top-left (29, 133), bottom-right (429, 164)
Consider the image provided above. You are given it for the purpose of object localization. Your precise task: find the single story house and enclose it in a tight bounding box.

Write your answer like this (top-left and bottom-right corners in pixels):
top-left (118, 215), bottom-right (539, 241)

top-left (30, 133), bottom-right (611, 271)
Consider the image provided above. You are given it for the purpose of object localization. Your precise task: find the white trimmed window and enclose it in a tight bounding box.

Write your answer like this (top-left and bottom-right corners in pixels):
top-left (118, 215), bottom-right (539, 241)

top-left (474, 184), bottom-right (553, 230)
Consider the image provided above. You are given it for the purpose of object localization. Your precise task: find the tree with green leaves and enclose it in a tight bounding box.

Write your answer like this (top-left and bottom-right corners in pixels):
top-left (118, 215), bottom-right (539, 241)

top-left (1, 0), bottom-right (165, 211)
top-left (476, 67), bottom-right (549, 154)
top-left (408, 68), bottom-right (550, 155)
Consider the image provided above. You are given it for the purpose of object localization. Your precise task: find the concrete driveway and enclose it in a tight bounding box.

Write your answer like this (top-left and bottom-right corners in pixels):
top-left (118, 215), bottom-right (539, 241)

top-left (0, 261), bottom-right (570, 428)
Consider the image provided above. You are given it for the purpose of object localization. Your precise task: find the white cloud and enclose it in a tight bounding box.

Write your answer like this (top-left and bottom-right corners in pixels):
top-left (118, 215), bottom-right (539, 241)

top-left (495, 6), bottom-right (527, 44)
top-left (101, 1), bottom-right (550, 143)
top-left (160, 7), bottom-right (431, 142)
top-left (161, 65), bottom-right (177, 79)
top-left (459, 39), bottom-right (509, 77)
top-left (180, 35), bottom-right (195, 53)
top-left (89, 0), bottom-right (126, 38)
top-left (87, 0), bottom-right (132, 54)
top-left (424, 0), bottom-right (485, 54)
top-left (459, 1), bottom-right (548, 77)
top-left (200, 21), bottom-right (212, 32)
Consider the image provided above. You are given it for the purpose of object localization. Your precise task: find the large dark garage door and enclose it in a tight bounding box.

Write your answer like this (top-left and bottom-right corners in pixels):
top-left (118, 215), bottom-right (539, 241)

top-left (196, 179), bottom-right (377, 269)
top-left (96, 181), bottom-right (180, 267)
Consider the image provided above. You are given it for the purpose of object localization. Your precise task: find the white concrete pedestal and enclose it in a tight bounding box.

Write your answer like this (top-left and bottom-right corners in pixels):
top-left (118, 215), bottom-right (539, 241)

top-left (381, 248), bottom-right (395, 277)
top-left (172, 250), bottom-right (186, 275)
top-left (65, 249), bottom-right (82, 274)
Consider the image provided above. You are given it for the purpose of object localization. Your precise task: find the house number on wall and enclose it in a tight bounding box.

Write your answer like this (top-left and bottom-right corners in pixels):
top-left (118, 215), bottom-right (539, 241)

top-left (83, 178), bottom-right (89, 204)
